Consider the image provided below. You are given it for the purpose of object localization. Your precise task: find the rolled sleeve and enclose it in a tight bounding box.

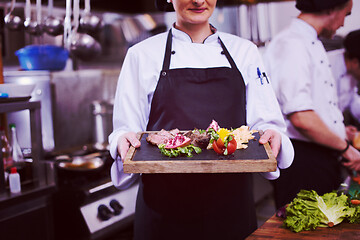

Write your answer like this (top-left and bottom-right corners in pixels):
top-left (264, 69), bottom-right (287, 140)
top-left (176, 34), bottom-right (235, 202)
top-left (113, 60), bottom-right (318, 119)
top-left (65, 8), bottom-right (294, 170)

top-left (264, 39), bottom-right (315, 116)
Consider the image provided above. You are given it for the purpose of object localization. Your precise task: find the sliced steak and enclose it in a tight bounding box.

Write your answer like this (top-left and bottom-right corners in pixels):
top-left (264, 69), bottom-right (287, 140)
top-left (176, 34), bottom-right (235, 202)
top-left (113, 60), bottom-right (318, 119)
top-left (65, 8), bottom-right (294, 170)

top-left (146, 129), bottom-right (180, 146)
top-left (146, 132), bottom-right (170, 146)
top-left (169, 128), bottom-right (180, 136)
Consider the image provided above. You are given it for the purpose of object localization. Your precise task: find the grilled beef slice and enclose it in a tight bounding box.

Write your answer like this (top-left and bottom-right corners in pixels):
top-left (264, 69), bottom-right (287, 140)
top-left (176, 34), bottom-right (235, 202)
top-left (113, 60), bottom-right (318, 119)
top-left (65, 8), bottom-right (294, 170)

top-left (146, 129), bottom-right (180, 146)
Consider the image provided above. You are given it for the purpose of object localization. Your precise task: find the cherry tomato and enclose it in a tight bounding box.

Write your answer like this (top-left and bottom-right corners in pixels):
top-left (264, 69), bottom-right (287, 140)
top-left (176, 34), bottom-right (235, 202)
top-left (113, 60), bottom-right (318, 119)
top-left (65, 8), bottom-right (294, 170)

top-left (212, 137), bottom-right (237, 155)
top-left (216, 138), bottom-right (225, 149)
top-left (213, 140), bottom-right (224, 155)
top-left (226, 138), bottom-right (237, 155)
top-left (351, 199), bottom-right (360, 205)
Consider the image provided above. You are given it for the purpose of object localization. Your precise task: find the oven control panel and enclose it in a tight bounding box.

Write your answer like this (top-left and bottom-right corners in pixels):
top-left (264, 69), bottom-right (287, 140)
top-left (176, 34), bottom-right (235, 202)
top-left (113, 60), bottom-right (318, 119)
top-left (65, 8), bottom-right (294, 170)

top-left (80, 183), bottom-right (139, 234)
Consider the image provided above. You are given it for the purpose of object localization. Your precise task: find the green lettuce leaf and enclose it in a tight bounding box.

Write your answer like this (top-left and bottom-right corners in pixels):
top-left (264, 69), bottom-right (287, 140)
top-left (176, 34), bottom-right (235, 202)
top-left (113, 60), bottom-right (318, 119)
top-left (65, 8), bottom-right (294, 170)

top-left (158, 144), bottom-right (202, 158)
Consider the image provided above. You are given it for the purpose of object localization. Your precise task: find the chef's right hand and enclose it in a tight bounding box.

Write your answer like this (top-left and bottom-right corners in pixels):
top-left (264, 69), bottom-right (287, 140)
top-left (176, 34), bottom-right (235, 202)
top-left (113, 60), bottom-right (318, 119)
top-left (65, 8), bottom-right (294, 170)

top-left (117, 132), bottom-right (141, 162)
top-left (342, 145), bottom-right (360, 172)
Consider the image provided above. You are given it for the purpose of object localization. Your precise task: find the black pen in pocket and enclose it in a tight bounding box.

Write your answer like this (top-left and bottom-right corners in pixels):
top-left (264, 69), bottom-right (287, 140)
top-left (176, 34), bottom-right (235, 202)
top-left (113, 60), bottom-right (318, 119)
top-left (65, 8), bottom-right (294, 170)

top-left (262, 72), bottom-right (269, 84)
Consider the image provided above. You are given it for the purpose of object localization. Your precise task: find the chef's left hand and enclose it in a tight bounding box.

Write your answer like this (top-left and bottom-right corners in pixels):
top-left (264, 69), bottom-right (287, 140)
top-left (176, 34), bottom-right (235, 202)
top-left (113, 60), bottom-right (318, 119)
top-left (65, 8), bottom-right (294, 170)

top-left (259, 129), bottom-right (281, 158)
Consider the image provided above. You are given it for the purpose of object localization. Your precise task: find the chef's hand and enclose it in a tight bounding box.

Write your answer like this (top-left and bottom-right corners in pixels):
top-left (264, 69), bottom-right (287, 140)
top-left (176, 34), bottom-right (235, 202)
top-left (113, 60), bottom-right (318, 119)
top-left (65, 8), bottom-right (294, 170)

top-left (342, 145), bottom-right (360, 172)
top-left (259, 129), bottom-right (281, 158)
top-left (117, 132), bottom-right (141, 162)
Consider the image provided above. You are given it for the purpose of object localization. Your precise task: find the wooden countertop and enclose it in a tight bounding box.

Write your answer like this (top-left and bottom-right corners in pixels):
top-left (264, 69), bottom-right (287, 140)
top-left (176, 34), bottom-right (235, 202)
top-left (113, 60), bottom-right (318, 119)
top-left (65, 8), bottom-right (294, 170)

top-left (247, 214), bottom-right (360, 240)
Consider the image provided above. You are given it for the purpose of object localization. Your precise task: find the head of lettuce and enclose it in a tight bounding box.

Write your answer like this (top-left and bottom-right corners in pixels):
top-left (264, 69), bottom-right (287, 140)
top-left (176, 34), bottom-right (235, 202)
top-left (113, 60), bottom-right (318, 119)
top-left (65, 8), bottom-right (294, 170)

top-left (284, 189), bottom-right (360, 232)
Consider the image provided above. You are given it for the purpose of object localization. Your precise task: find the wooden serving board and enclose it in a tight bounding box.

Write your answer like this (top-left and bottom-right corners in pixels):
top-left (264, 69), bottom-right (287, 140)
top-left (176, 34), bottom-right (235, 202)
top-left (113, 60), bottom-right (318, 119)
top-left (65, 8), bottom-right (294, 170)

top-left (247, 214), bottom-right (360, 240)
top-left (123, 131), bottom-right (277, 174)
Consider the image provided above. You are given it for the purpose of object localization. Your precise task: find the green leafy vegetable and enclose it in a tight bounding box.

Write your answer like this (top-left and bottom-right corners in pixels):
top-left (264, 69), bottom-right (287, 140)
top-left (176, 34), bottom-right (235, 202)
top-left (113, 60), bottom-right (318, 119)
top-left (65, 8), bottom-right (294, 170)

top-left (348, 190), bottom-right (360, 224)
top-left (207, 127), bottom-right (219, 144)
top-left (284, 190), bottom-right (358, 232)
top-left (158, 144), bottom-right (202, 158)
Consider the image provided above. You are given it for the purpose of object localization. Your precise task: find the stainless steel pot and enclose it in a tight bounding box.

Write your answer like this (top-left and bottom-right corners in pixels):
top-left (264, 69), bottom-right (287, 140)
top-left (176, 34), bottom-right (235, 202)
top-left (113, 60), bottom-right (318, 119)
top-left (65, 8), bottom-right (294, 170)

top-left (91, 100), bottom-right (113, 151)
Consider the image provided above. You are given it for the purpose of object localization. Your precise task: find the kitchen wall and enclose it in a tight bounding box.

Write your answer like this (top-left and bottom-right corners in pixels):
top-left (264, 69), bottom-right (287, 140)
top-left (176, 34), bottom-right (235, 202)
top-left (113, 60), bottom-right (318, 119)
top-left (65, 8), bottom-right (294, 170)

top-left (51, 69), bottom-right (119, 151)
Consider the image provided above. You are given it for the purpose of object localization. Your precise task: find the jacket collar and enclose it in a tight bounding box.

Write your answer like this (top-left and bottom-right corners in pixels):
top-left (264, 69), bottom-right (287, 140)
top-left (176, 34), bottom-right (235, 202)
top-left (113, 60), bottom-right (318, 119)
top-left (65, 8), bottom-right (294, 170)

top-left (171, 24), bottom-right (219, 44)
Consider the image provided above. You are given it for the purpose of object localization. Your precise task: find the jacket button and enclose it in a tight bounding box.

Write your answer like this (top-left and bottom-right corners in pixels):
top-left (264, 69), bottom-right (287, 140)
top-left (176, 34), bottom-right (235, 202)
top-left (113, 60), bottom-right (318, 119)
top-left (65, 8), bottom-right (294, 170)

top-left (162, 71), bottom-right (167, 77)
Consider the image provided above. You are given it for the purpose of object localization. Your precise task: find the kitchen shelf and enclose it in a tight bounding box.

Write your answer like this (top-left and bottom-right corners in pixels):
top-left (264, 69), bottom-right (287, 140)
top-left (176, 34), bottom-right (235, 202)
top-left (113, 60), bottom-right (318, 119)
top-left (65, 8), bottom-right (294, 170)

top-left (0, 100), bottom-right (56, 240)
top-left (0, 100), bottom-right (44, 194)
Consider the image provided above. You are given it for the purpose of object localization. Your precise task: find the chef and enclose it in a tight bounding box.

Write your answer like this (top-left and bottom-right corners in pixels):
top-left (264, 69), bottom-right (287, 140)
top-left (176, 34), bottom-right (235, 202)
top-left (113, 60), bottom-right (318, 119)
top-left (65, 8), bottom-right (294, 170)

top-left (263, 0), bottom-right (360, 210)
top-left (328, 30), bottom-right (360, 134)
top-left (109, 0), bottom-right (294, 239)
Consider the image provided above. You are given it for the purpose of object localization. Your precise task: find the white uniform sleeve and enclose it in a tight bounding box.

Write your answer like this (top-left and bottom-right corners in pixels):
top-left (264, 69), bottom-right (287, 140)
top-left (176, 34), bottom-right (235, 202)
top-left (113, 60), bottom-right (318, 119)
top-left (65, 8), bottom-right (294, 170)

top-left (260, 133), bottom-right (294, 180)
top-left (109, 47), bottom-right (148, 189)
top-left (111, 157), bottom-right (140, 190)
top-left (245, 44), bottom-right (294, 180)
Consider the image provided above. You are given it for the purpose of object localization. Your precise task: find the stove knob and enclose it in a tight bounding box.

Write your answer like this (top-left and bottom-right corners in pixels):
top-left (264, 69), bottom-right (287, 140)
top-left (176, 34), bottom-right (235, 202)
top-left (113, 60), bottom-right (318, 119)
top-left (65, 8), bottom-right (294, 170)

top-left (97, 204), bottom-right (112, 221)
top-left (110, 199), bottom-right (123, 216)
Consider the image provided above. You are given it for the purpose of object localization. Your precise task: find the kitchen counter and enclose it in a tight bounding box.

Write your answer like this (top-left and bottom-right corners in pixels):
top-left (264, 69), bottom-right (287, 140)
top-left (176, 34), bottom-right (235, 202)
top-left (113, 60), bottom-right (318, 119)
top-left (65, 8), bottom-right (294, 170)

top-left (247, 214), bottom-right (360, 239)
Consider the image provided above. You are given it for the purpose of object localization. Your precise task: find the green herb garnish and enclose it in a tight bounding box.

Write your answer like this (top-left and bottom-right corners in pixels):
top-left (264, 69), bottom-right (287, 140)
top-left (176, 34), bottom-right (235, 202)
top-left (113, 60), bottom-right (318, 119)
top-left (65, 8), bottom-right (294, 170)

top-left (158, 144), bottom-right (202, 158)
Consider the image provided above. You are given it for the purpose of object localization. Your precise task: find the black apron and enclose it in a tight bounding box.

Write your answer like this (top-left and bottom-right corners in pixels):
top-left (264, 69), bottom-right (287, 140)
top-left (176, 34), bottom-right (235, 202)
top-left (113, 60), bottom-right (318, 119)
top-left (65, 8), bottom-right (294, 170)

top-left (134, 30), bottom-right (257, 240)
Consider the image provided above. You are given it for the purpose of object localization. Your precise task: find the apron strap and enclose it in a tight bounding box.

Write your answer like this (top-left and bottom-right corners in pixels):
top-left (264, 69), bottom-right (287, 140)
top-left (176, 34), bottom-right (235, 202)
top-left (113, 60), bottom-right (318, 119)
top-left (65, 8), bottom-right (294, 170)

top-left (162, 29), bottom-right (241, 74)
top-left (162, 29), bottom-right (173, 71)
top-left (218, 37), bottom-right (238, 70)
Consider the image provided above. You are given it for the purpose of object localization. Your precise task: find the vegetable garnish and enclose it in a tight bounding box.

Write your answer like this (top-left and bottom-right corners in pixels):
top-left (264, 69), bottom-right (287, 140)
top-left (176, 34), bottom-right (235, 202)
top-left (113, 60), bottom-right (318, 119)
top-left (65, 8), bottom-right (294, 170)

top-left (283, 189), bottom-right (360, 233)
top-left (158, 144), bottom-right (202, 158)
top-left (208, 128), bottom-right (237, 155)
top-left (351, 199), bottom-right (360, 205)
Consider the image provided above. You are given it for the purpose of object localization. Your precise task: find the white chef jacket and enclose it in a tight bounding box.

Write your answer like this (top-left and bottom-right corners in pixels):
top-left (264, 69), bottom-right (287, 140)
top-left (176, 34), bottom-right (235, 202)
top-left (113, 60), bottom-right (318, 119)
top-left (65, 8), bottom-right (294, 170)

top-left (109, 26), bottom-right (294, 188)
top-left (263, 18), bottom-right (346, 142)
top-left (328, 49), bottom-right (360, 120)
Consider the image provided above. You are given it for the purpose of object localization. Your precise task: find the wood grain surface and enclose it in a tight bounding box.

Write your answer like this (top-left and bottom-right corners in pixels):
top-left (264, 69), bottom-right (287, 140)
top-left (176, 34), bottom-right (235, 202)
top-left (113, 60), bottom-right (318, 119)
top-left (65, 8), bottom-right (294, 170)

top-left (123, 131), bottom-right (277, 173)
top-left (247, 214), bottom-right (360, 240)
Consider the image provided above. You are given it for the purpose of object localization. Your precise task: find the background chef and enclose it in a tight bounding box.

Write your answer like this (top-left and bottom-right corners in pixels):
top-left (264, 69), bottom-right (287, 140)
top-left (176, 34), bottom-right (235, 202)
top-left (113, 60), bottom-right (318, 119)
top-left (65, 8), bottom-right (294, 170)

top-left (109, 0), bottom-right (294, 239)
top-left (328, 29), bottom-right (360, 143)
top-left (263, 0), bottom-right (360, 210)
